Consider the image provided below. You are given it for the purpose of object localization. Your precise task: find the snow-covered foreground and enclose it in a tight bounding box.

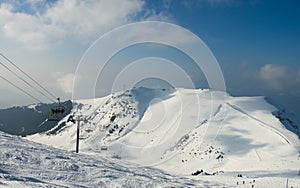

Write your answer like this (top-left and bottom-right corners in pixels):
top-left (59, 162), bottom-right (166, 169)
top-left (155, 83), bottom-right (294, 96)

top-left (1, 131), bottom-right (300, 187)
top-left (0, 131), bottom-right (225, 187)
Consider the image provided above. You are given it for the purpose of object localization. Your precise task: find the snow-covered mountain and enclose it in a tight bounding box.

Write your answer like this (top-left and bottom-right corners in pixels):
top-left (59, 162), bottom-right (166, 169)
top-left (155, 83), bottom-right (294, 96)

top-left (0, 100), bottom-right (72, 136)
top-left (22, 87), bottom-right (300, 177)
top-left (0, 88), bottom-right (300, 187)
top-left (1, 87), bottom-right (300, 187)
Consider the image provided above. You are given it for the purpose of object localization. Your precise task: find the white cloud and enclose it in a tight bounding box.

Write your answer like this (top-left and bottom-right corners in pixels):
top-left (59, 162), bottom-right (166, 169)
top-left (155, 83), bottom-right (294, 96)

top-left (56, 73), bottom-right (76, 94)
top-left (258, 64), bottom-right (297, 91)
top-left (0, 0), bottom-right (167, 50)
top-left (0, 2), bottom-right (64, 50)
top-left (44, 0), bottom-right (143, 38)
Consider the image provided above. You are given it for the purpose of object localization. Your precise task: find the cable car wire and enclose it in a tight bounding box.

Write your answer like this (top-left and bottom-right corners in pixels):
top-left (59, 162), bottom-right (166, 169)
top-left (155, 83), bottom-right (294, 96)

top-left (0, 74), bottom-right (43, 103)
top-left (0, 60), bottom-right (56, 103)
top-left (0, 53), bottom-right (57, 100)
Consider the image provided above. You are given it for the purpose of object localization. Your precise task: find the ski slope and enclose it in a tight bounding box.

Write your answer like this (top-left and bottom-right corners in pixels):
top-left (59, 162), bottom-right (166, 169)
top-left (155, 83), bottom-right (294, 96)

top-left (27, 87), bottom-right (300, 178)
top-left (3, 131), bottom-right (300, 187)
top-left (0, 131), bottom-right (228, 187)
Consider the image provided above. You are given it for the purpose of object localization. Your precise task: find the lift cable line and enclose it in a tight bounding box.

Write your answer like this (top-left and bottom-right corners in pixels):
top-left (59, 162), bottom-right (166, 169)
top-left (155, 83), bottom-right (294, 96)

top-left (0, 75), bottom-right (43, 103)
top-left (0, 53), bottom-right (57, 101)
top-left (0, 53), bottom-right (66, 123)
top-left (0, 60), bottom-right (56, 103)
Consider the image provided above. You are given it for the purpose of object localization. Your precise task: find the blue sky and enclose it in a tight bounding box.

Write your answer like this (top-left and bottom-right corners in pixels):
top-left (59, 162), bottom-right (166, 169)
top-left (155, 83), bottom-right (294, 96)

top-left (165, 0), bottom-right (300, 117)
top-left (0, 0), bottom-right (299, 117)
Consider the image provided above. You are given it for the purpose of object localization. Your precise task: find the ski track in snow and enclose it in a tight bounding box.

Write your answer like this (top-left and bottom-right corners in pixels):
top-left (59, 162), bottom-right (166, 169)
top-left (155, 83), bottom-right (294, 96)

top-left (226, 102), bottom-right (299, 153)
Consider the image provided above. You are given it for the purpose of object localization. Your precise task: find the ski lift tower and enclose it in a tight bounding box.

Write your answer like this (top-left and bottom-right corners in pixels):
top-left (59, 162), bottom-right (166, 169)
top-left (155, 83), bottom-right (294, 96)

top-left (67, 112), bottom-right (88, 153)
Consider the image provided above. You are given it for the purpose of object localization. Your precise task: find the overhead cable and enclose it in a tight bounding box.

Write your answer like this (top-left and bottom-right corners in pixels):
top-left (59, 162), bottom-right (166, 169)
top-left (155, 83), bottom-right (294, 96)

top-left (0, 75), bottom-right (43, 103)
top-left (0, 53), bottom-right (57, 100)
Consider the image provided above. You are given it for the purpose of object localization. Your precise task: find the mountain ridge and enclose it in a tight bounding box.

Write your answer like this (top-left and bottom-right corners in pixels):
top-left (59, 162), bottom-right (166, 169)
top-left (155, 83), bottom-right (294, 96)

top-left (21, 87), bottom-right (300, 175)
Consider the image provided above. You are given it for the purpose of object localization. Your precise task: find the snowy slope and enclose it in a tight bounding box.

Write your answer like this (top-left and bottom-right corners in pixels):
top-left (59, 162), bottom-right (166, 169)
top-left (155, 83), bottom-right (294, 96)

top-left (2, 131), bottom-right (300, 187)
top-left (0, 131), bottom-right (227, 187)
top-left (26, 87), bottom-right (300, 177)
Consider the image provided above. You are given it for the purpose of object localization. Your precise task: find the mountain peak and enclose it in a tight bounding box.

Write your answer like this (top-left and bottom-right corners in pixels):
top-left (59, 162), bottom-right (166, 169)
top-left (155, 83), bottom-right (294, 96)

top-left (23, 88), bottom-right (300, 175)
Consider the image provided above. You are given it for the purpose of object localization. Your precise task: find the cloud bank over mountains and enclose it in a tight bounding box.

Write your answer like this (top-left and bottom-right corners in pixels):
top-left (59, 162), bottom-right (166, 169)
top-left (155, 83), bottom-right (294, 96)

top-left (0, 0), bottom-right (171, 50)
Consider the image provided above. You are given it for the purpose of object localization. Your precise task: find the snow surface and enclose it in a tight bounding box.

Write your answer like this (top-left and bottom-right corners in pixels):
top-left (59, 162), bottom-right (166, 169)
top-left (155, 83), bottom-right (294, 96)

top-left (23, 87), bottom-right (300, 187)
top-left (1, 131), bottom-right (228, 187)
top-left (1, 131), bottom-right (299, 187)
